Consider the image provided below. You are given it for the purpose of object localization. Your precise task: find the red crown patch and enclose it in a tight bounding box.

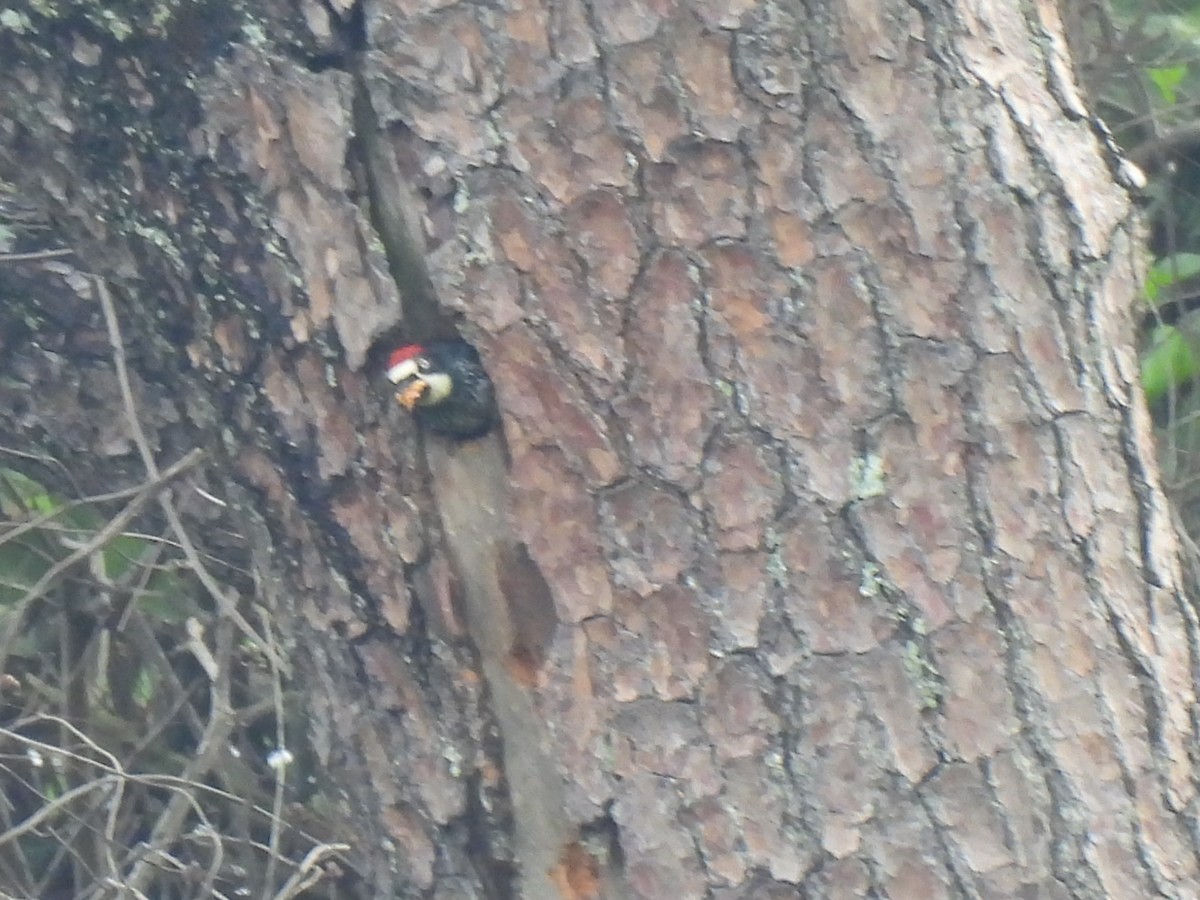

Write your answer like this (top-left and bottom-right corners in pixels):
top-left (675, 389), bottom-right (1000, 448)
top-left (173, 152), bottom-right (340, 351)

top-left (387, 344), bottom-right (424, 369)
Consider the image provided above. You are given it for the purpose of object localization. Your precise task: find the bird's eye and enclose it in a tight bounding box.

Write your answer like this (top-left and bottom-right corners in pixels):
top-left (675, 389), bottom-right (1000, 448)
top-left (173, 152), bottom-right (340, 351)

top-left (417, 357), bottom-right (432, 373)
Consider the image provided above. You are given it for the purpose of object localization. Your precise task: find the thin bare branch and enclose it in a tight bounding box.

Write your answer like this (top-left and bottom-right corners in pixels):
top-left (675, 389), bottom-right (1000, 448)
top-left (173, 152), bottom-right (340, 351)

top-left (118, 618), bottom-right (236, 896)
top-left (0, 248), bottom-right (73, 263)
top-left (0, 447), bottom-right (204, 675)
top-left (0, 717), bottom-right (329, 847)
top-left (95, 277), bottom-right (287, 675)
top-left (262, 611), bottom-right (287, 895)
top-left (0, 477), bottom-right (195, 550)
top-left (271, 842), bottom-right (351, 900)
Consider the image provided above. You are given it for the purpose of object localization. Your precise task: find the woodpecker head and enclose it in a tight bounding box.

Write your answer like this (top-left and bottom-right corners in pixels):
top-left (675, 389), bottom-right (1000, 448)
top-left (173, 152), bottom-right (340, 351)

top-left (386, 339), bottom-right (498, 440)
top-left (387, 344), bottom-right (453, 410)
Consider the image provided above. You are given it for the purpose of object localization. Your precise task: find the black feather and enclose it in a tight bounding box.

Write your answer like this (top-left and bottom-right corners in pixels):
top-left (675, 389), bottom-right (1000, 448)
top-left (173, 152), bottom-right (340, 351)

top-left (411, 340), bottom-right (499, 440)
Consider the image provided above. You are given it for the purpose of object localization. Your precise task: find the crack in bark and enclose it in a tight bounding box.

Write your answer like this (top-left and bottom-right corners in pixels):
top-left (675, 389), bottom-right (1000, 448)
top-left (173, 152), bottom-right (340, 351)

top-left (348, 43), bottom-right (587, 899)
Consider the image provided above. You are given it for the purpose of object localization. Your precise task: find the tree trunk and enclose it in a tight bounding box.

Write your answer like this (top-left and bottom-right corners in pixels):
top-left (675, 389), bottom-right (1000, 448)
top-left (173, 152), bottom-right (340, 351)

top-left (2, 1), bottom-right (1195, 898)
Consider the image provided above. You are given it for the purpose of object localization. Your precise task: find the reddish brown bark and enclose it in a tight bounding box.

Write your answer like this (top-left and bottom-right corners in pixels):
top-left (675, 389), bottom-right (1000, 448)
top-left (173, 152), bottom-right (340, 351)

top-left (2, 0), bottom-right (1196, 898)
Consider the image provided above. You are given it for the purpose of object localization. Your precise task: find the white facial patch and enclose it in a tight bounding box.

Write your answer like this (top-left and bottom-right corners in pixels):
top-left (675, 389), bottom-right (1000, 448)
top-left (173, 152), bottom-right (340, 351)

top-left (387, 358), bottom-right (420, 384)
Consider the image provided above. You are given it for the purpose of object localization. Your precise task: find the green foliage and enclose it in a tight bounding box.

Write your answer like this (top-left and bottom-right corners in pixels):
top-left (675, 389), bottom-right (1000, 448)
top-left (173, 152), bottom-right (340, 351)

top-left (1142, 324), bottom-right (1200, 403)
top-left (0, 470), bottom-right (61, 625)
top-left (1148, 64), bottom-right (1189, 104)
top-left (1142, 255), bottom-right (1200, 404)
top-left (1094, 4), bottom-right (1200, 406)
top-left (131, 665), bottom-right (155, 707)
top-left (1145, 252), bottom-right (1200, 302)
top-left (0, 463), bottom-right (335, 896)
top-left (0, 469), bottom-right (189, 623)
top-left (1092, 0), bottom-right (1200, 534)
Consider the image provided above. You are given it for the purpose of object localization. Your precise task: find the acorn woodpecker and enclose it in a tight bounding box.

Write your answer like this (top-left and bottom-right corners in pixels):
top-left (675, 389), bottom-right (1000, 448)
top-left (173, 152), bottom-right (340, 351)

top-left (386, 339), bottom-right (499, 440)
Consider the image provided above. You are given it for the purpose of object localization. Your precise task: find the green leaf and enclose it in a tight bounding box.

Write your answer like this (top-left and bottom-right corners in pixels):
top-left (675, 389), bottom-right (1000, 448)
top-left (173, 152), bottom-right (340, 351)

top-left (0, 469), bottom-right (59, 516)
top-left (1146, 253), bottom-right (1200, 302)
top-left (0, 532), bottom-right (55, 608)
top-left (1143, 325), bottom-right (1200, 403)
top-left (100, 534), bottom-right (151, 582)
top-left (1148, 65), bottom-right (1189, 105)
top-left (132, 667), bottom-right (155, 708)
top-left (136, 570), bottom-right (192, 624)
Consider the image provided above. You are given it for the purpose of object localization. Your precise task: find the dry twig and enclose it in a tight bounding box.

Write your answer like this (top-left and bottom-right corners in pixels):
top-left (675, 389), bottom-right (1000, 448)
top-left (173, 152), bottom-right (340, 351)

top-left (0, 448), bottom-right (204, 674)
top-left (94, 277), bottom-right (287, 675)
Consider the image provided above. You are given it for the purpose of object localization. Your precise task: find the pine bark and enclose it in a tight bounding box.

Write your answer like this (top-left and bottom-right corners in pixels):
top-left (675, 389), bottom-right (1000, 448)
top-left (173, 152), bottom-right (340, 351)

top-left (1, 1), bottom-right (1195, 898)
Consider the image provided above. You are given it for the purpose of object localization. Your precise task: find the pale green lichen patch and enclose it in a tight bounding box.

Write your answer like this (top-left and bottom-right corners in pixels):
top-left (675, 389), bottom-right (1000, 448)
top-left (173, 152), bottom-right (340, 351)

top-left (849, 452), bottom-right (886, 500)
top-left (0, 9), bottom-right (33, 32)
top-left (130, 221), bottom-right (184, 271)
top-left (859, 559), bottom-right (883, 597)
top-left (452, 179), bottom-right (471, 214)
top-left (764, 526), bottom-right (789, 586)
top-left (4, 0), bottom-right (177, 41)
top-left (902, 640), bottom-right (943, 710)
top-left (94, 6), bottom-right (133, 40)
top-left (241, 21), bottom-right (267, 48)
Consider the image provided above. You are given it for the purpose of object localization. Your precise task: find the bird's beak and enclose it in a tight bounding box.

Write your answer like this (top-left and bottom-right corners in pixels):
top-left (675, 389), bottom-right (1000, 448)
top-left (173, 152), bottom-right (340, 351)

top-left (388, 357), bottom-right (428, 410)
top-left (396, 379), bottom-right (429, 410)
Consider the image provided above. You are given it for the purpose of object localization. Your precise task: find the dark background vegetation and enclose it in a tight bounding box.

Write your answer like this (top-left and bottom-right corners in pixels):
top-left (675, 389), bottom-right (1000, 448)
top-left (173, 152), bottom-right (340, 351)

top-left (1071, 0), bottom-right (1200, 535)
